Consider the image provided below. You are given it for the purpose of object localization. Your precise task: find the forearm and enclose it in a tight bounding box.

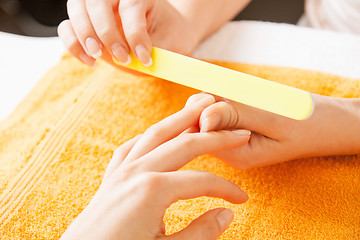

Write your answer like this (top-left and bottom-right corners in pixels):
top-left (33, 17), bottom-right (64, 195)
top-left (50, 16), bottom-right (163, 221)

top-left (336, 97), bottom-right (360, 154)
top-left (168, 0), bottom-right (251, 43)
top-left (299, 95), bottom-right (360, 157)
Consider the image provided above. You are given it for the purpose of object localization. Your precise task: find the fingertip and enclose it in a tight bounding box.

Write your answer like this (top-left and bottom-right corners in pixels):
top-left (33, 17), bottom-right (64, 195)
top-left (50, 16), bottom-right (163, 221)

top-left (57, 20), bottom-right (68, 37)
top-left (237, 189), bottom-right (249, 204)
top-left (143, 56), bottom-right (153, 68)
top-left (135, 44), bottom-right (153, 67)
top-left (185, 93), bottom-right (214, 107)
top-left (188, 94), bottom-right (216, 109)
top-left (224, 180), bottom-right (249, 204)
top-left (78, 52), bottom-right (96, 67)
top-left (85, 37), bottom-right (102, 59)
top-left (216, 208), bottom-right (234, 232)
top-left (232, 130), bottom-right (251, 137)
top-left (200, 113), bottom-right (221, 132)
top-left (243, 193), bottom-right (250, 203)
top-left (111, 43), bottom-right (132, 65)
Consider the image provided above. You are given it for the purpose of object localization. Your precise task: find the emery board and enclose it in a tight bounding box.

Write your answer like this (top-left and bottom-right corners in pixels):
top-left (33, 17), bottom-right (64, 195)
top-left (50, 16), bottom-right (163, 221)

top-left (113, 47), bottom-right (314, 120)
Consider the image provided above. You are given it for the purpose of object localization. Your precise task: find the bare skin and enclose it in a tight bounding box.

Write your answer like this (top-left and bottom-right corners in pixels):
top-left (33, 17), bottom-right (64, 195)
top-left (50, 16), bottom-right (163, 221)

top-left (60, 94), bottom-right (250, 240)
top-left (199, 93), bottom-right (360, 169)
top-left (58, 0), bottom-right (251, 67)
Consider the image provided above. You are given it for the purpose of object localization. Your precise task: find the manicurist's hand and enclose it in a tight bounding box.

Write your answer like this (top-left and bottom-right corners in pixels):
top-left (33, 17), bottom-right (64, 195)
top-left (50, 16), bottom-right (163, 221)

top-left (60, 94), bottom-right (250, 240)
top-left (199, 94), bottom-right (360, 169)
top-left (58, 0), bottom-right (199, 67)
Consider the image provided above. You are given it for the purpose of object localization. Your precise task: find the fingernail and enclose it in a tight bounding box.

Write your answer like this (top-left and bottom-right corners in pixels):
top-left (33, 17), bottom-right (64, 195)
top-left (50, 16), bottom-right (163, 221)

top-left (111, 43), bottom-right (131, 65)
top-left (135, 44), bottom-right (153, 67)
top-left (200, 114), bottom-right (220, 132)
top-left (79, 52), bottom-right (96, 67)
top-left (232, 129), bottom-right (251, 136)
top-left (196, 95), bottom-right (215, 108)
top-left (216, 209), bottom-right (234, 232)
top-left (85, 37), bottom-right (102, 59)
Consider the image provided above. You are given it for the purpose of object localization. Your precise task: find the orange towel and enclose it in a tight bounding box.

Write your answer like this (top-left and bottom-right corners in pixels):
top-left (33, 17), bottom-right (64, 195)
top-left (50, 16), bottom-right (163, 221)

top-left (0, 54), bottom-right (359, 239)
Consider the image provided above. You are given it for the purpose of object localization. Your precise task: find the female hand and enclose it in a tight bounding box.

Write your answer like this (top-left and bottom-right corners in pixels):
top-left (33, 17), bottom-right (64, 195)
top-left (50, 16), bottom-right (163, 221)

top-left (199, 93), bottom-right (360, 169)
top-left (57, 0), bottom-right (199, 67)
top-left (60, 94), bottom-right (250, 240)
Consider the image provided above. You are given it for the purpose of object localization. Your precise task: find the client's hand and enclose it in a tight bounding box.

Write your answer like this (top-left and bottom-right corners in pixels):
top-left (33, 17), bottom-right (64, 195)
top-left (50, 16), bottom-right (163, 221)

top-left (199, 94), bottom-right (360, 169)
top-left (60, 94), bottom-right (250, 240)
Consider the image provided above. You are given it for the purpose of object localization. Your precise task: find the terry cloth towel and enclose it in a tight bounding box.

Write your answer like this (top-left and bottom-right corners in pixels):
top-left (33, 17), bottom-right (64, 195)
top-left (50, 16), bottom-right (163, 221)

top-left (0, 55), bottom-right (359, 239)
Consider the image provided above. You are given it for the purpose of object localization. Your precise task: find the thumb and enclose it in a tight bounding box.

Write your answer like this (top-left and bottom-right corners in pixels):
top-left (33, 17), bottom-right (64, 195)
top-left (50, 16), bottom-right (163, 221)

top-left (199, 99), bottom-right (293, 139)
top-left (166, 208), bottom-right (234, 240)
top-left (200, 101), bottom-right (240, 132)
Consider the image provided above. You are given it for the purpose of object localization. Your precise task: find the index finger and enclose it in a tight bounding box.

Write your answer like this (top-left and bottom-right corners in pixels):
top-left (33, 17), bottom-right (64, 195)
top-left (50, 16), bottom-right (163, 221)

top-left (119, 0), bottom-right (154, 66)
top-left (134, 129), bottom-right (250, 172)
top-left (123, 94), bottom-right (215, 163)
top-left (85, 0), bottom-right (131, 64)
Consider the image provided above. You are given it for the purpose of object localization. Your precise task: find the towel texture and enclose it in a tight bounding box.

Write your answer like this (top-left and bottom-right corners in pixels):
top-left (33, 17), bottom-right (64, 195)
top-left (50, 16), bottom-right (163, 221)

top-left (0, 54), bottom-right (359, 239)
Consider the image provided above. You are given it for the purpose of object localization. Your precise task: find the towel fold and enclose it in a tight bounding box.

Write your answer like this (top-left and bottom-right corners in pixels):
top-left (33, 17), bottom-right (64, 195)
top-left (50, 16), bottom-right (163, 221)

top-left (0, 54), bottom-right (359, 239)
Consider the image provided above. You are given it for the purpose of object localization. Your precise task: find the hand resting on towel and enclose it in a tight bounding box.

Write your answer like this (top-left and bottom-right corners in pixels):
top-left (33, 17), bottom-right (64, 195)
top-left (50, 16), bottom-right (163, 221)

top-left (60, 94), bottom-right (250, 240)
top-left (200, 93), bottom-right (360, 169)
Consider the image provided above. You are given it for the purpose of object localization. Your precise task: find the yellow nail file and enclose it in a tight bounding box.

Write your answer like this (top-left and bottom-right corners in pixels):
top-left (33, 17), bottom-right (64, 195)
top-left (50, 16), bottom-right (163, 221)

top-left (112, 47), bottom-right (314, 120)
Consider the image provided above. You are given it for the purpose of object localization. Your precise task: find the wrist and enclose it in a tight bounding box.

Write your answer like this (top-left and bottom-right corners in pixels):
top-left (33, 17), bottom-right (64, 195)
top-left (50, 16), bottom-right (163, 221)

top-left (345, 97), bottom-right (360, 151)
top-left (305, 94), bottom-right (360, 156)
top-left (164, 0), bottom-right (201, 52)
top-left (168, 0), bottom-right (251, 44)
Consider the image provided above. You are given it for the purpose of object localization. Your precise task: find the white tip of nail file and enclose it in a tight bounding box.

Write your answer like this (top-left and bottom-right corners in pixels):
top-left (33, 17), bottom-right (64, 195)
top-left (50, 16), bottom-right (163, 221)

top-left (113, 47), bottom-right (314, 120)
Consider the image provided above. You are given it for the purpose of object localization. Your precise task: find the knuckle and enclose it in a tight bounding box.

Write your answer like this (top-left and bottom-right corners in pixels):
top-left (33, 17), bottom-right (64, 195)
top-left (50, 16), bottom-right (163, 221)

top-left (124, 27), bottom-right (147, 43)
top-left (144, 126), bottom-right (164, 140)
top-left (96, 26), bottom-right (113, 42)
top-left (113, 146), bottom-right (124, 157)
top-left (138, 173), bottom-right (164, 195)
top-left (77, 26), bottom-right (91, 40)
top-left (114, 163), bottom-right (139, 181)
top-left (228, 104), bottom-right (241, 128)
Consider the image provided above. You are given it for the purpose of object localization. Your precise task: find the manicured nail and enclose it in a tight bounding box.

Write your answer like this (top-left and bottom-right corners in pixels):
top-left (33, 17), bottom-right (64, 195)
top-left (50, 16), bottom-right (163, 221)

top-left (135, 44), bottom-right (153, 67)
top-left (85, 37), bottom-right (102, 59)
top-left (79, 52), bottom-right (96, 67)
top-left (196, 95), bottom-right (215, 108)
top-left (111, 43), bottom-right (131, 65)
top-left (216, 209), bottom-right (234, 232)
top-left (232, 129), bottom-right (251, 136)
